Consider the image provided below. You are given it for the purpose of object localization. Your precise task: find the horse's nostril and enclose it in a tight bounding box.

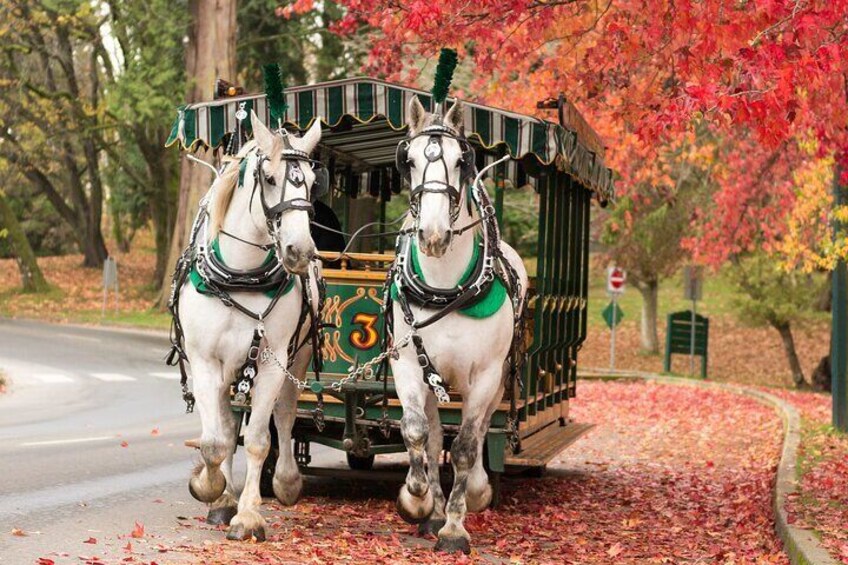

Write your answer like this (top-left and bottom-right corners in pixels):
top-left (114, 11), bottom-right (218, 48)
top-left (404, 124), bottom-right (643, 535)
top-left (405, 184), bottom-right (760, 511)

top-left (284, 244), bottom-right (297, 260)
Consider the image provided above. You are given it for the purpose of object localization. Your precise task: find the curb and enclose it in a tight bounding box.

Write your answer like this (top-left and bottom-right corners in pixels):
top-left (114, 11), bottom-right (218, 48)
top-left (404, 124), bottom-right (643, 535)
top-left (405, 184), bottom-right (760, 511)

top-left (0, 316), bottom-right (170, 340)
top-left (578, 368), bottom-right (838, 565)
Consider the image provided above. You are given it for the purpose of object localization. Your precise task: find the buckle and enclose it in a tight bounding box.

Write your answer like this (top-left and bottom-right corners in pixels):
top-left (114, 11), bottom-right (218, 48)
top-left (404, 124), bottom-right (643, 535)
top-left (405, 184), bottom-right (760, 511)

top-left (248, 346), bottom-right (260, 361)
top-left (417, 353), bottom-right (430, 367)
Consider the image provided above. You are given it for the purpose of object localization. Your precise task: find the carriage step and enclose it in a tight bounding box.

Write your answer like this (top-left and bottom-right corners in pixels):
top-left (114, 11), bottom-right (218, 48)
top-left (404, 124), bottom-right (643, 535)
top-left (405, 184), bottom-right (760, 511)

top-left (505, 422), bottom-right (594, 467)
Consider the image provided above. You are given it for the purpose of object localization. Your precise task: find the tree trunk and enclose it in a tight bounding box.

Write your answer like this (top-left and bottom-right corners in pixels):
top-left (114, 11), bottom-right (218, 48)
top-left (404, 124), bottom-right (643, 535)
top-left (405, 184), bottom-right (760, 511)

top-left (157, 0), bottom-right (237, 308)
top-left (637, 280), bottom-right (660, 354)
top-left (775, 321), bottom-right (807, 388)
top-left (0, 190), bottom-right (49, 292)
top-left (134, 128), bottom-right (177, 285)
top-left (816, 270), bottom-right (833, 311)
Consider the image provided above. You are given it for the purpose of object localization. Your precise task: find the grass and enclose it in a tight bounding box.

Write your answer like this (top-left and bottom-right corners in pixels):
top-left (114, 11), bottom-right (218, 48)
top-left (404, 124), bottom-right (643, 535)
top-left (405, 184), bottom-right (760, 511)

top-left (0, 286), bottom-right (171, 330)
top-left (71, 309), bottom-right (172, 330)
top-left (587, 264), bottom-right (746, 329)
top-left (523, 253), bottom-right (752, 331)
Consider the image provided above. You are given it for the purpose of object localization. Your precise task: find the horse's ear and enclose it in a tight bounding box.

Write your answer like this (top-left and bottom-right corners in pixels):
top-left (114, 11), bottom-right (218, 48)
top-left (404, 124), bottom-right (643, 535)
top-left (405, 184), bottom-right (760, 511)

top-left (296, 119), bottom-right (322, 155)
top-left (444, 100), bottom-right (464, 134)
top-left (251, 110), bottom-right (276, 155)
top-left (407, 96), bottom-right (427, 136)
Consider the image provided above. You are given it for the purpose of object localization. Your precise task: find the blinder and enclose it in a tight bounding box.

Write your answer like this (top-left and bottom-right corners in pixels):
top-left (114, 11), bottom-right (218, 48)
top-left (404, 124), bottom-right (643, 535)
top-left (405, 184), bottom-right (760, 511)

top-left (396, 125), bottom-right (476, 223)
top-left (254, 147), bottom-right (329, 228)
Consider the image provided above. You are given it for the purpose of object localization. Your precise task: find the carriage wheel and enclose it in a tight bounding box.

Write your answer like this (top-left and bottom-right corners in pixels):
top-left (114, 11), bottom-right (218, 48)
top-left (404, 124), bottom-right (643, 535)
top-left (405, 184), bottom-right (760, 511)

top-left (346, 452), bottom-right (375, 470)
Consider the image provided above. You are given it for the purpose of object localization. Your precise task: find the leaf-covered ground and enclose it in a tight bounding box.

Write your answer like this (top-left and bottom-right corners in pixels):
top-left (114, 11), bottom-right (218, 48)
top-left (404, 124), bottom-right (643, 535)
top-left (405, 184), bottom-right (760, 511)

top-left (579, 318), bottom-right (828, 389)
top-left (772, 388), bottom-right (848, 563)
top-left (0, 234), bottom-right (170, 329)
top-left (130, 380), bottom-right (787, 564)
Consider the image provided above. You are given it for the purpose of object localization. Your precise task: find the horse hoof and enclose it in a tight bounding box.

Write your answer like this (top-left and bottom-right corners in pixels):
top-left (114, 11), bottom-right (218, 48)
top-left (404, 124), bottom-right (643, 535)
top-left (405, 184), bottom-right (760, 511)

top-left (435, 535), bottom-right (471, 555)
top-left (226, 523), bottom-right (266, 542)
top-left (396, 485), bottom-right (433, 524)
top-left (466, 482), bottom-right (493, 512)
top-left (189, 471), bottom-right (226, 503)
top-left (207, 506), bottom-right (237, 526)
top-left (272, 472), bottom-right (303, 506)
top-left (417, 518), bottom-right (446, 537)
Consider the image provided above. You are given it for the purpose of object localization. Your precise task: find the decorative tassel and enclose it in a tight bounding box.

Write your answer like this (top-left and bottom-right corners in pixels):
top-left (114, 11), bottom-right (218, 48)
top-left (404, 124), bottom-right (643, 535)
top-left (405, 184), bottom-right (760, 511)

top-left (431, 48), bottom-right (458, 106)
top-left (263, 63), bottom-right (287, 129)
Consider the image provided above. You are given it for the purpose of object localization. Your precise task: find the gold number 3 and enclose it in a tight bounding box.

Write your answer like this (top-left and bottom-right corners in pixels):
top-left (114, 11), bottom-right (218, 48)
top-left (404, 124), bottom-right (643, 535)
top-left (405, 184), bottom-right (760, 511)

top-left (350, 312), bottom-right (379, 350)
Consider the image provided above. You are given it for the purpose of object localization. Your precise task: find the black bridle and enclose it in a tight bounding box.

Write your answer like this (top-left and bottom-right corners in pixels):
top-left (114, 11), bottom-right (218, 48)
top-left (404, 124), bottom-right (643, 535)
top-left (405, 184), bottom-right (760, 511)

top-left (254, 147), bottom-right (320, 229)
top-left (396, 124), bottom-right (476, 226)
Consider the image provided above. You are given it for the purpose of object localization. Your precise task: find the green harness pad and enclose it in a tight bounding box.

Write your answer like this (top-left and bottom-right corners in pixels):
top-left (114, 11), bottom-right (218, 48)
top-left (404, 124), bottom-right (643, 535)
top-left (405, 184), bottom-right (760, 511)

top-left (189, 238), bottom-right (295, 299)
top-left (391, 238), bottom-right (508, 319)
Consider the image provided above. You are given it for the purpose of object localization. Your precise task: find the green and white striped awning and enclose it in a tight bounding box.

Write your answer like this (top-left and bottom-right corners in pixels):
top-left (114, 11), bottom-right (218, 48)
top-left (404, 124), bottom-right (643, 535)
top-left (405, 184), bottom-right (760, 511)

top-left (166, 77), bottom-right (614, 201)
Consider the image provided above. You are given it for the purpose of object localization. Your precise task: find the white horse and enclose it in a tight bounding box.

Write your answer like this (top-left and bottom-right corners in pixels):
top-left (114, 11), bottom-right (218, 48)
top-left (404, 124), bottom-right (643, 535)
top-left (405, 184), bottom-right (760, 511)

top-left (175, 112), bottom-right (322, 541)
top-left (390, 98), bottom-right (528, 553)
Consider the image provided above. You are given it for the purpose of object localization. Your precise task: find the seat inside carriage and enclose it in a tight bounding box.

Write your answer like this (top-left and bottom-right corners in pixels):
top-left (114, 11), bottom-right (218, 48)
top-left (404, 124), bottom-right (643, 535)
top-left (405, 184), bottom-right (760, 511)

top-left (168, 77), bottom-right (614, 477)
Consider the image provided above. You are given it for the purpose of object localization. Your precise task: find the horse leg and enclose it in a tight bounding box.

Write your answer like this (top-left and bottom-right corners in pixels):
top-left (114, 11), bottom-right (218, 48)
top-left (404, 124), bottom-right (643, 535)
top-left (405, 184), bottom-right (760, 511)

top-left (395, 362), bottom-right (434, 524)
top-left (226, 365), bottom-right (285, 541)
top-left (435, 375), bottom-right (500, 554)
top-left (271, 347), bottom-right (310, 506)
top-left (206, 453), bottom-right (238, 524)
top-left (418, 394), bottom-right (447, 536)
top-left (188, 358), bottom-right (229, 504)
top-left (465, 389), bottom-right (502, 513)
top-left (206, 386), bottom-right (239, 525)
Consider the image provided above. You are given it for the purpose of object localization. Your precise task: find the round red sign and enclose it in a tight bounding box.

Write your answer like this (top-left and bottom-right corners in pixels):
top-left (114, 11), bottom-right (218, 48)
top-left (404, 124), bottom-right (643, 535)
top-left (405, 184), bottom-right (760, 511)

top-left (609, 268), bottom-right (625, 289)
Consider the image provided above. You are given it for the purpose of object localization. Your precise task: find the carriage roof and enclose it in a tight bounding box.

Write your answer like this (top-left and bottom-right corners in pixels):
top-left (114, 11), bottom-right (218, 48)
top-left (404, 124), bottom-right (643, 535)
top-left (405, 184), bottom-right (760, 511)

top-left (166, 77), bottom-right (614, 203)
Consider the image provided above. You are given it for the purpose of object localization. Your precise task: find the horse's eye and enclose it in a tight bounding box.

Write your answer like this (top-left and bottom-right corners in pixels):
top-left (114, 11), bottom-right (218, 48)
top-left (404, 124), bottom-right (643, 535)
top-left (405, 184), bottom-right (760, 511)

top-left (265, 175), bottom-right (276, 186)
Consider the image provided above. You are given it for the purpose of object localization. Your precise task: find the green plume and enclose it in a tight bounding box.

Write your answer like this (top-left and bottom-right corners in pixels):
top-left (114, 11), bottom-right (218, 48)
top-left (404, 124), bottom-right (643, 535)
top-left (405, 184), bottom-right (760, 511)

top-left (431, 48), bottom-right (458, 104)
top-left (263, 63), bottom-right (287, 128)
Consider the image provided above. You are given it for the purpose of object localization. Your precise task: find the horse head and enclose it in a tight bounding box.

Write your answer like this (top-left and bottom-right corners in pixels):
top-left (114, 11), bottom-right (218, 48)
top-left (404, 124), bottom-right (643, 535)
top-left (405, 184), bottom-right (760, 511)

top-left (250, 111), bottom-right (322, 274)
top-left (399, 97), bottom-right (473, 258)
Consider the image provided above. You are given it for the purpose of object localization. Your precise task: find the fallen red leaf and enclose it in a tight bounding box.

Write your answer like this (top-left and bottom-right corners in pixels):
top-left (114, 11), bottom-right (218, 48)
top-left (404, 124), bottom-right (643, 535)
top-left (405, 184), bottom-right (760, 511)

top-left (130, 522), bottom-right (144, 539)
top-left (83, 537), bottom-right (97, 544)
top-left (11, 528), bottom-right (27, 536)
top-left (120, 440), bottom-right (129, 448)
top-left (36, 559), bottom-right (54, 565)
top-left (150, 427), bottom-right (159, 436)
top-left (608, 542), bottom-right (623, 557)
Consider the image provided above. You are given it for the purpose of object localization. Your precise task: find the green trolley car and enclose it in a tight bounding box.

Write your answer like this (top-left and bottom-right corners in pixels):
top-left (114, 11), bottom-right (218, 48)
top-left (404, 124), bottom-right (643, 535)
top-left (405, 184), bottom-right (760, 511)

top-left (168, 77), bottom-right (614, 499)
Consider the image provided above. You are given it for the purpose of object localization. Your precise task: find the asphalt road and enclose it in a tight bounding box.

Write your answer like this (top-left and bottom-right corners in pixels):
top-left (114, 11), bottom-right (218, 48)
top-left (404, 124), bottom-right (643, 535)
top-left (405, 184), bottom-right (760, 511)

top-left (0, 319), bottom-right (349, 564)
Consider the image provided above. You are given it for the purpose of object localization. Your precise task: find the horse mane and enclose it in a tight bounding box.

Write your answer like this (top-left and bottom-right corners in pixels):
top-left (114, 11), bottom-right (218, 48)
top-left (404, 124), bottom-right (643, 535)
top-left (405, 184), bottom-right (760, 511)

top-left (208, 141), bottom-right (258, 238)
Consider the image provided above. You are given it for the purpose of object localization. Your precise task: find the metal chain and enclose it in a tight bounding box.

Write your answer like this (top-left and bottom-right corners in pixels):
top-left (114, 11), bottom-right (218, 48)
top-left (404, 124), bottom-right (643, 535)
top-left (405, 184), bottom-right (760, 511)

top-left (260, 329), bottom-right (416, 391)
top-left (328, 329), bottom-right (415, 391)
top-left (261, 346), bottom-right (311, 389)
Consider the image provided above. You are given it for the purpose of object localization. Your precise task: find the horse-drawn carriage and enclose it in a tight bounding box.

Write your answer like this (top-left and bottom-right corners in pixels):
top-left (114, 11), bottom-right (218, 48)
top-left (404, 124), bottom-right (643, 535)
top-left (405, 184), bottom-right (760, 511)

top-left (166, 63), bottom-right (613, 549)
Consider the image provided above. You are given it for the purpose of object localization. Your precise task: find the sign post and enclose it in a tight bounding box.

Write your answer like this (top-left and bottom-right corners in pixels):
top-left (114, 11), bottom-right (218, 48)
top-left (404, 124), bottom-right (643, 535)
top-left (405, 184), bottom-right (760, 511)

top-left (605, 267), bottom-right (626, 370)
top-left (683, 266), bottom-right (703, 376)
top-left (102, 257), bottom-right (119, 317)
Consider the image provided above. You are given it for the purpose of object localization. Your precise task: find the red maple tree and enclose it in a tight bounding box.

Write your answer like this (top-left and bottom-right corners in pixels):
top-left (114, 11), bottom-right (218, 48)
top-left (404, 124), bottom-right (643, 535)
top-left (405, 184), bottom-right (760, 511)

top-left (328, 0), bottom-right (847, 260)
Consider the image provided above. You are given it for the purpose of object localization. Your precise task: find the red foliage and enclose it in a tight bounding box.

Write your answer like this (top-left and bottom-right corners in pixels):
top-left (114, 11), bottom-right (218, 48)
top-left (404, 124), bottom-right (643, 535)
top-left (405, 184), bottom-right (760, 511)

top-left (328, 0), bottom-right (848, 262)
